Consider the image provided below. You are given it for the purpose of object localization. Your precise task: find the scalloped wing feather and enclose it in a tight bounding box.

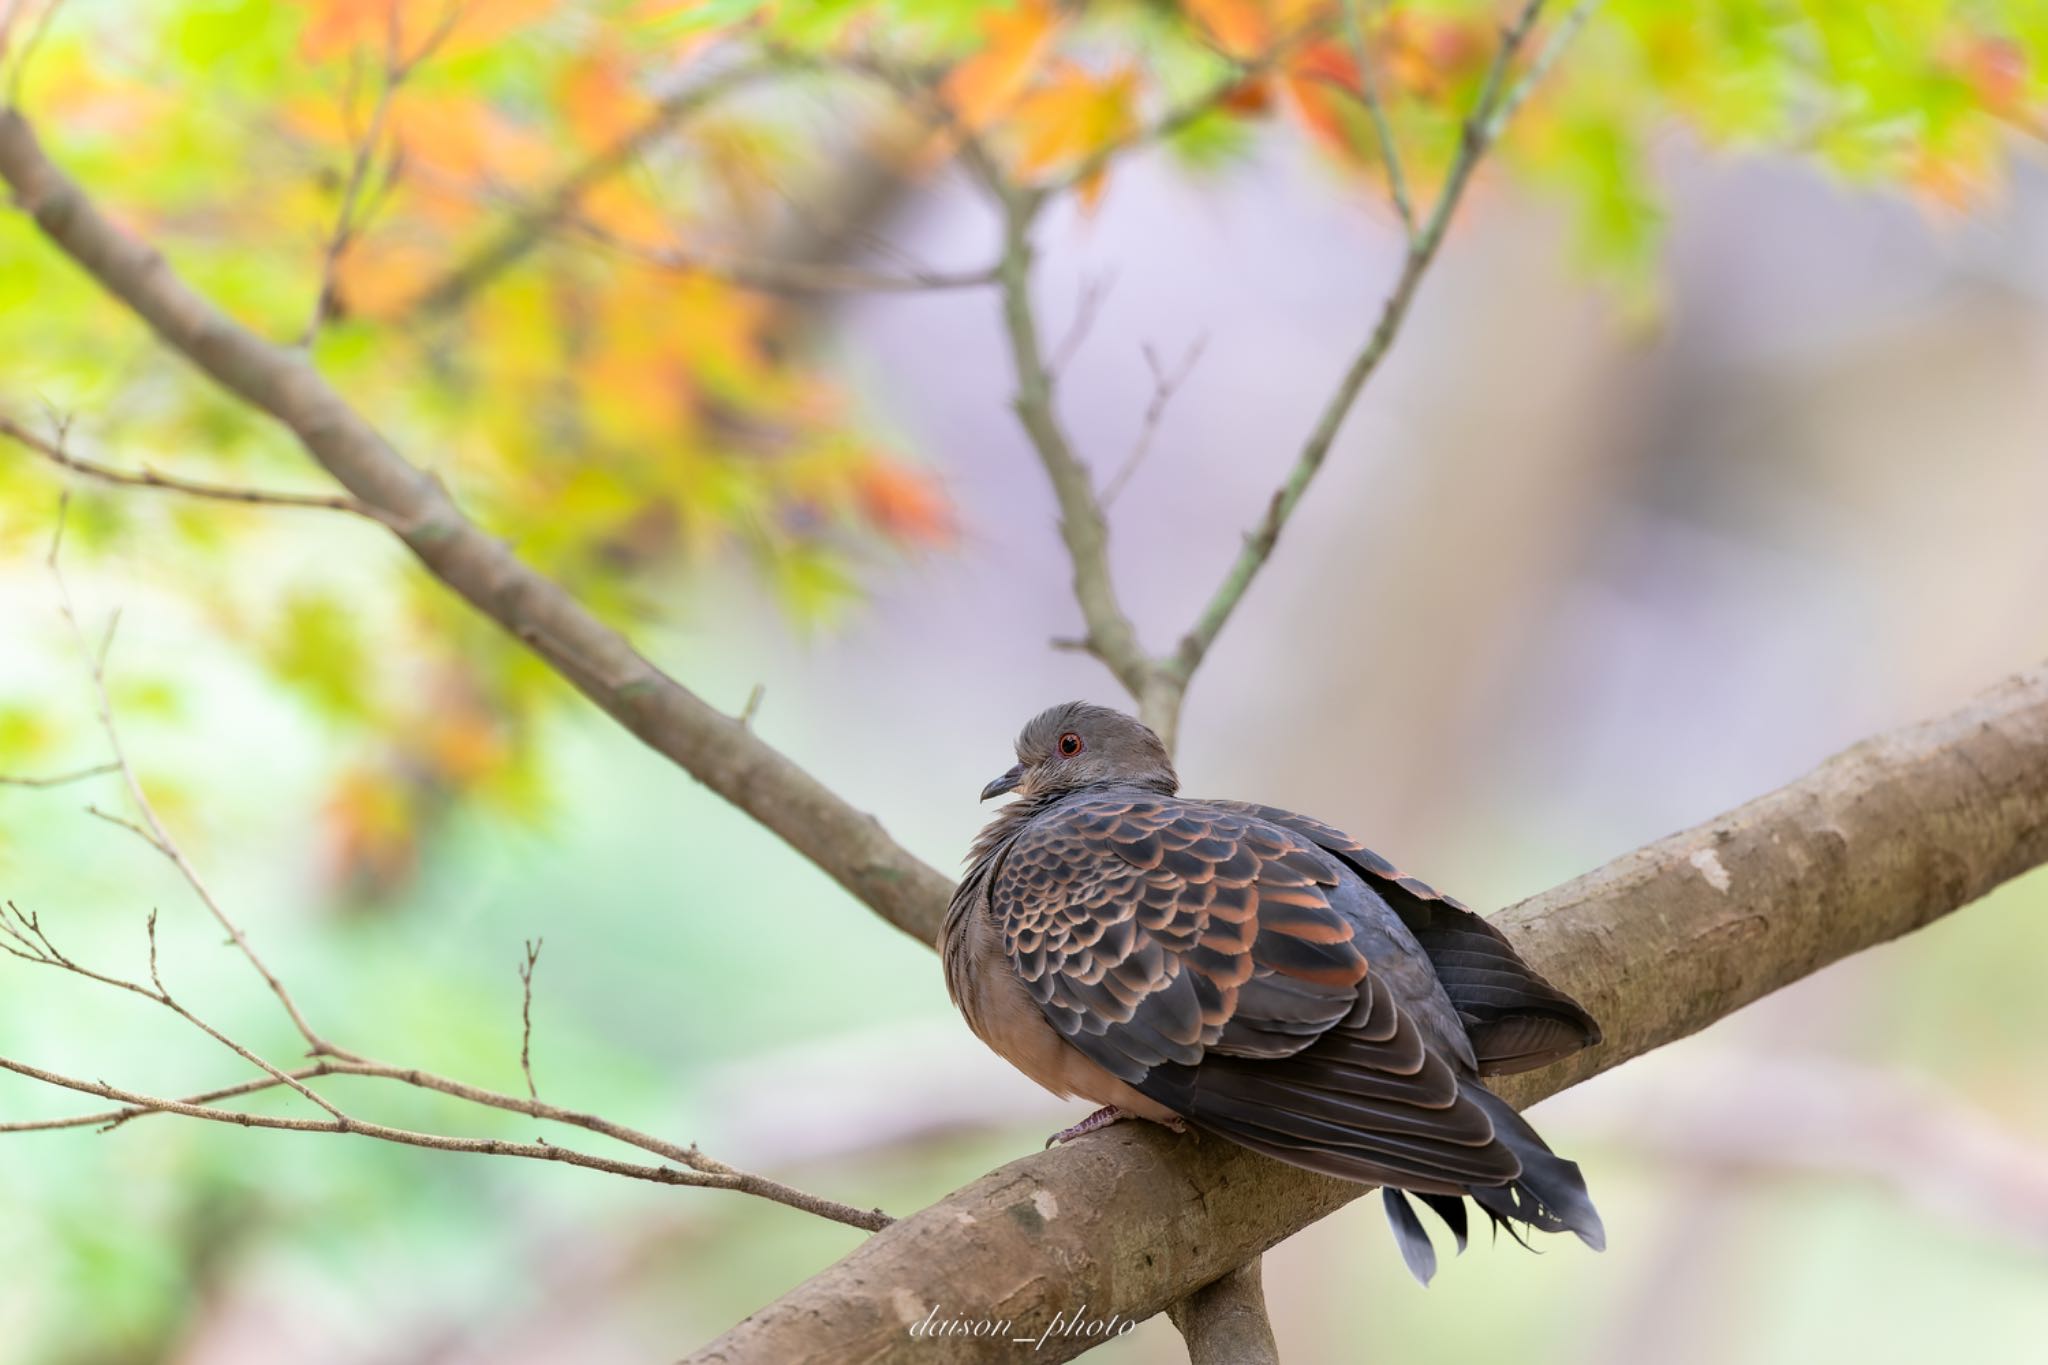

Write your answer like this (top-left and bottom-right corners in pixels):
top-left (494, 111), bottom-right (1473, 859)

top-left (1203, 800), bottom-right (1602, 1074)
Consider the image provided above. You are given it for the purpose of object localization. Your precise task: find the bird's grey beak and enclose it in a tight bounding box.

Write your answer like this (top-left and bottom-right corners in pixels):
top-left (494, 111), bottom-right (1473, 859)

top-left (980, 763), bottom-right (1025, 802)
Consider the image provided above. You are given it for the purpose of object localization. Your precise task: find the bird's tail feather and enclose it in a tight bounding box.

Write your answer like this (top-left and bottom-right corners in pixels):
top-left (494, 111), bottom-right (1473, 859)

top-left (1463, 1083), bottom-right (1605, 1251)
top-left (1378, 1082), bottom-right (1604, 1286)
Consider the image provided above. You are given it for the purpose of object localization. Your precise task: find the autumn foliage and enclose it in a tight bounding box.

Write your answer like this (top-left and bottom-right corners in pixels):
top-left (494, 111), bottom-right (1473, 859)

top-left (1, 0), bottom-right (2039, 889)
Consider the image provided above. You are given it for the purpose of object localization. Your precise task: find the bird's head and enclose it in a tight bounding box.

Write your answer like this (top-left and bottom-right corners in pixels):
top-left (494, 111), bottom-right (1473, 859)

top-left (979, 701), bottom-right (1178, 803)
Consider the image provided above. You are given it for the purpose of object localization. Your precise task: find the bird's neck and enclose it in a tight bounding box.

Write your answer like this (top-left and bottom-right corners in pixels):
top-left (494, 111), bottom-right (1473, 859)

top-left (967, 780), bottom-right (1174, 864)
top-left (966, 791), bottom-right (1057, 866)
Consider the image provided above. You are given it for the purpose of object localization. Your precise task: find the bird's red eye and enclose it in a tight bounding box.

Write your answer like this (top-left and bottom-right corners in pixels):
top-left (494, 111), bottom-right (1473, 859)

top-left (1057, 732), bottom-right (1083, 757)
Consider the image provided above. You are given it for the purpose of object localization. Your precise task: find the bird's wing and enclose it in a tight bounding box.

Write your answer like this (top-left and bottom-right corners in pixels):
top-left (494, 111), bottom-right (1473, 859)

top-left (991, 793), bottom-right (1518, 1191)
top-left (1205, 801), bottom-right (1602, 1074)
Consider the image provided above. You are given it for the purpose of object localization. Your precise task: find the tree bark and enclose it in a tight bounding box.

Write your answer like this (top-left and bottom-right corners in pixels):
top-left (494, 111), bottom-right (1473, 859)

top-left (1166, 1261), bottom-right (1281, 1365)
top-left (683, 662), bottom-right (2048, 1363)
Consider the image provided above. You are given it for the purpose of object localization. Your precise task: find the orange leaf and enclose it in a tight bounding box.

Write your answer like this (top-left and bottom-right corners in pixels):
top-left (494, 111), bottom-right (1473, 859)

top-left (391, 93), bottom-right (551, 186)
top-left (1283, 42), bottom-right (1359, 154)
top-left (1219, 76), bottom-right (1275, 117)
top-left (1073, 166), bottom-right (1111, 214)
top-left (855, 460), bottom-right (955, 546)
top-left (1184, 0), bottom-right (1270, 61)
top-left (297, 0), bottom-right (393, 62)
top-left (443, 0), bottom-right (561, 53)
top-left (943, 0), bottom-right (1063, 131)
top-left (558, 41), bottom-right (655, 151)
top-left (322, 766), bottom-right (418, 894)
top-left (296, 0), bottom-right (560, 64)
top-left (1907, 128), bottom-right (2001, 211)
top-left (1009, 64), bottom-right (1138, 180)
top-left (1955, 33), bottom-right (2028, 114)
top-left (1288, 38), bottom-right (1359, 97)
top-left (426, 712), bottom-right (509, 785)
top-left (1378, 11), bottom-right (1485, 100)
top-left (335, 239), bottom-right (444, 320)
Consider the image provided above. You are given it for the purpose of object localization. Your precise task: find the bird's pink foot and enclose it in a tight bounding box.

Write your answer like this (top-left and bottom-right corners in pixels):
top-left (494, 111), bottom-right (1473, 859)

top-left (1045, 1107), bottom-right (1188, 1147)
top-left (1046, 1106), bottom-right (1124, 1147)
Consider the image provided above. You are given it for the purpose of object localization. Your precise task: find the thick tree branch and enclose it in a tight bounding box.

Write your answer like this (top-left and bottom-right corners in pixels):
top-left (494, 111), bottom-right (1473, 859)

top-left (0, 107), bottom-right (955, 947)
top-left (684, 661), bottom-right (2048, 1362)
top-left (1165, 1261), bottom-right (1281, 1365)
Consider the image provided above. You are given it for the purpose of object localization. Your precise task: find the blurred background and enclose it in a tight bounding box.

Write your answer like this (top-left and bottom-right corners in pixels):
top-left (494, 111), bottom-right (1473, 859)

top-left (2, 2), bottom-right (2047, 1362)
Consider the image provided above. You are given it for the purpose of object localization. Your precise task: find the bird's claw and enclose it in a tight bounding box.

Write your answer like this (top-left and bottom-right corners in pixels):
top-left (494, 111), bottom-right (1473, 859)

top-left (1045, 1107), bottom-right (1188, 1147)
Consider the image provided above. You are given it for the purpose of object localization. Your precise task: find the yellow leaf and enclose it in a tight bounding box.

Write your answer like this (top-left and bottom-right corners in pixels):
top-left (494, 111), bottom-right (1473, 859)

top-left (943, 0), bottom-right (1063, 131)
top-left (0, 705), bottom-right (55, 765)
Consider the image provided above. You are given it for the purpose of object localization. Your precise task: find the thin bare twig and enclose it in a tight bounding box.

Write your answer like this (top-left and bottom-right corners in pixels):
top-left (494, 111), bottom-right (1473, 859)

top-left (1101, 338), bottom-right (1207, 508)
top-left (0, 899), bottom-right (347, 1121)
top-left (1045, 271), bottom-right (1114, 379)
top-left (84, 802), bottom-right (168, 852)
top-left (1, 1035), bottom-right (892, 1229)
top-left (518, 938), bottom-right (542, 1103)
top-left (1170, 0), bottom-right (1585, 683)
top-left (562, 215), bottom-right (999, 295)
top-left (0, 1048), bottom-right (890, 1230)
top-left (1343, 0), bottom-right (1416, 238)
top-left (989, 189), bottom-right (1151, 700)
top-left (45, 530), bottom-right (338, 1056)
top-left (1488, 0), bottom-right (1603, 137)
top-left (299, 74), bottom-right (397, 343)
top-left (1, 0), bottom-right (63, 104)
top-left (0, 412), bottom-right (382, 519)
top-left (298, 4), bottom-right (467, 345)
top-left (0, 760), bottom-right (119, 789)
top-left (0, 1064), bottom-right (331, 1134)
top-left (407, 60), bottom-right (773, 318)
